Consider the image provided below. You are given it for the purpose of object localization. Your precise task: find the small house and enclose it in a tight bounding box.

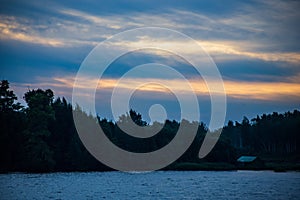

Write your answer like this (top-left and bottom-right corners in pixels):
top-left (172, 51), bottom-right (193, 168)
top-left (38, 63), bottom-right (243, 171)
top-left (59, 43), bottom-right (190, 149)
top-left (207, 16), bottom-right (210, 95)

top-left (237, 156), bottom-right (265, 169)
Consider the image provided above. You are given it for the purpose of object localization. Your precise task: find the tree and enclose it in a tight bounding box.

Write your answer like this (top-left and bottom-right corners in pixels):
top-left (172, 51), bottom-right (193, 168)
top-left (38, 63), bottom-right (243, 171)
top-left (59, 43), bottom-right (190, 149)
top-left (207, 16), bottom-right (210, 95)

top-left (0, 80), bottom-right (24, 171)
top-left (0, 80), bottom-right (22, 112)
top-left (23, 89), bottom-right (55, 171)
top-left (241, 116), bottom-right (251, 148)
top-left (118, 109), bottom-right (147, 126)
top-left (48, 97), bottom-right (73, 170)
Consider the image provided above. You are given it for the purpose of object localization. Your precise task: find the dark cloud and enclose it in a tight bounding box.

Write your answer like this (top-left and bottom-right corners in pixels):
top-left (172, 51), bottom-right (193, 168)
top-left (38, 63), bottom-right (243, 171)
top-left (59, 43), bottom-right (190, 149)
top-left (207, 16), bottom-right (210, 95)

top-left (217, 59), bottom-right (300, 83)
top-left (101, 49), bottom-right (198, 79)
top-left (0, 39), bottom-right (93, 82)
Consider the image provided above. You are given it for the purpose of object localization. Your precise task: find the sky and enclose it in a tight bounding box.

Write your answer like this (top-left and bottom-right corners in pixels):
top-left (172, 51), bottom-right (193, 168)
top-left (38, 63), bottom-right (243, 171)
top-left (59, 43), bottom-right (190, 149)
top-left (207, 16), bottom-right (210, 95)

top-left (0, 0), bottom-right (300, 127)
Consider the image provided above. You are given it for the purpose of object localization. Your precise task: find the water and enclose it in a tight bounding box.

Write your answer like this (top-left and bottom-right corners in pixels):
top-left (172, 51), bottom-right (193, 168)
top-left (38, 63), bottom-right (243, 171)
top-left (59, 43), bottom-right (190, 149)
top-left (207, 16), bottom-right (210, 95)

top-left (0, 171), bottom-right (299, 199)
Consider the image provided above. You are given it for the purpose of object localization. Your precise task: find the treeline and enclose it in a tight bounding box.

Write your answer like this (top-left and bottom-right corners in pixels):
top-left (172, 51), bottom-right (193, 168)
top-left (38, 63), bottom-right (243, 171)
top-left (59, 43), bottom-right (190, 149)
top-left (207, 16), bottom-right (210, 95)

top-left (223, 114), bottom-right (300, 155)
top-left (0, 80), bottom-right (299, 172)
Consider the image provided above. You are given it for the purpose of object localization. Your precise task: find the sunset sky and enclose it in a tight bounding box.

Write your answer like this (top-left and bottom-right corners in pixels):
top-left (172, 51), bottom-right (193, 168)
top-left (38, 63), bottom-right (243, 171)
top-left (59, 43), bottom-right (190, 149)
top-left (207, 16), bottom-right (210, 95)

top-left (1, 0), bottom-right (300, 125)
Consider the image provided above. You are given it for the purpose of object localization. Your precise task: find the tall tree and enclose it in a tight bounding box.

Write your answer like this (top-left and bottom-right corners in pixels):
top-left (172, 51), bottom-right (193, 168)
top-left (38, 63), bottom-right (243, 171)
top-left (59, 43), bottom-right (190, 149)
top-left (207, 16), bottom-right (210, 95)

top-left (0, 80), bottom-right (24, 171)
top-left (23, 89), bottom-right (55, 171)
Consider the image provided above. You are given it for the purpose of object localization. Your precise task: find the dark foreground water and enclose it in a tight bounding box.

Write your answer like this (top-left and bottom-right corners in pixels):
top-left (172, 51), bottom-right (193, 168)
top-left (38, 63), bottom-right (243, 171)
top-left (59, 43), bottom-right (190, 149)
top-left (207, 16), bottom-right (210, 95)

top-left (0, 171), bottom-right (299, 199)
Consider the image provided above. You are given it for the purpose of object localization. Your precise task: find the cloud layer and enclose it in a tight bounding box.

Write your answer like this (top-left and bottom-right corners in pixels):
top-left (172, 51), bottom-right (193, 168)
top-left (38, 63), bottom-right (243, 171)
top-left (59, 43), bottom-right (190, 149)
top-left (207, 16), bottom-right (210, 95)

top-left (1, 0), bottom-right (300, 124)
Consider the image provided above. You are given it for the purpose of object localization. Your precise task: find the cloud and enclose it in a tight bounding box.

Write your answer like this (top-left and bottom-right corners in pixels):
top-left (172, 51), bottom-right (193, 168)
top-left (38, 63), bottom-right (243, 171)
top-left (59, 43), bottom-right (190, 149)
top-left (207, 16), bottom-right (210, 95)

top-left (223, 80), bottom-right (300, 101)
top-left (59, 9), bottom-right (125, 30)
top-left (0, 14), bottom-right (106, 47)
top-left (1, 0), bottom-right (299, 66)
top-left (199, 41), bottom-right (300, 64)
top-left (0, 16), bottom-right (64, 47)
top-left (14, 75), bottom-right (300, 102)
top-left (107, 37), bottom-right (300, 64)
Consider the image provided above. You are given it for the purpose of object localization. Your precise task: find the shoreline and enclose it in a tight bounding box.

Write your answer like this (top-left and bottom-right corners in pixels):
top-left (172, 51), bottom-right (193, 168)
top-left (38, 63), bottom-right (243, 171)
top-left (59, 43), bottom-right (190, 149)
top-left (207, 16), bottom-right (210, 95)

top-left (1, 162), bottom-right (299, 174)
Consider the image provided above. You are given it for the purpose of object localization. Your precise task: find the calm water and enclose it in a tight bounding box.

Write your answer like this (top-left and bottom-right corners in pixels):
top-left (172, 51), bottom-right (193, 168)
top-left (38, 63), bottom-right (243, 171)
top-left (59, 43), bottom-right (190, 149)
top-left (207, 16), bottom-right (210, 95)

top-left (0, 171), bottom-right (299, 199)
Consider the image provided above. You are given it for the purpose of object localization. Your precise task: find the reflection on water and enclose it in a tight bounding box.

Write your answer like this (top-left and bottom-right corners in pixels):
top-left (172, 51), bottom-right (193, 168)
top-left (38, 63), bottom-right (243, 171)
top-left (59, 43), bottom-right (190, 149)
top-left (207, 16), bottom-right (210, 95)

top-left (0, 171), bottom-right (299, 199)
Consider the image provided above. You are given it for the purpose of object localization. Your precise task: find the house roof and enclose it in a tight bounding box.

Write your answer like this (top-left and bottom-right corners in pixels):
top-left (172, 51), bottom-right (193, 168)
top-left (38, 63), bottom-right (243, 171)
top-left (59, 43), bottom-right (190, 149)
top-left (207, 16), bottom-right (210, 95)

top-left (237, 156), bottom-right (257, 163)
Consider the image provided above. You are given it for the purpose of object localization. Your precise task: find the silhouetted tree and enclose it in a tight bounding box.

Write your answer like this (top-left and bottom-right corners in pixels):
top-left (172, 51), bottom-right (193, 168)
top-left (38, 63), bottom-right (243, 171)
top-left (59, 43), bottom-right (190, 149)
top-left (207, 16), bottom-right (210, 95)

top-left (0, 80), bottom-right (24, 171)
top-left (0, 80), bottom-right (22, 112)
top-left (22, 89), bottom-right (55, 171)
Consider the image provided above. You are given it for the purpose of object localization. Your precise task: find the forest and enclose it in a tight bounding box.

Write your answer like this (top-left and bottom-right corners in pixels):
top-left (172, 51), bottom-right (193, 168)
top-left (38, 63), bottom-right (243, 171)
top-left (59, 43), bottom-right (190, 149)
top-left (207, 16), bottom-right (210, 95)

top-left (0, 80), bottom-right (299, 172)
